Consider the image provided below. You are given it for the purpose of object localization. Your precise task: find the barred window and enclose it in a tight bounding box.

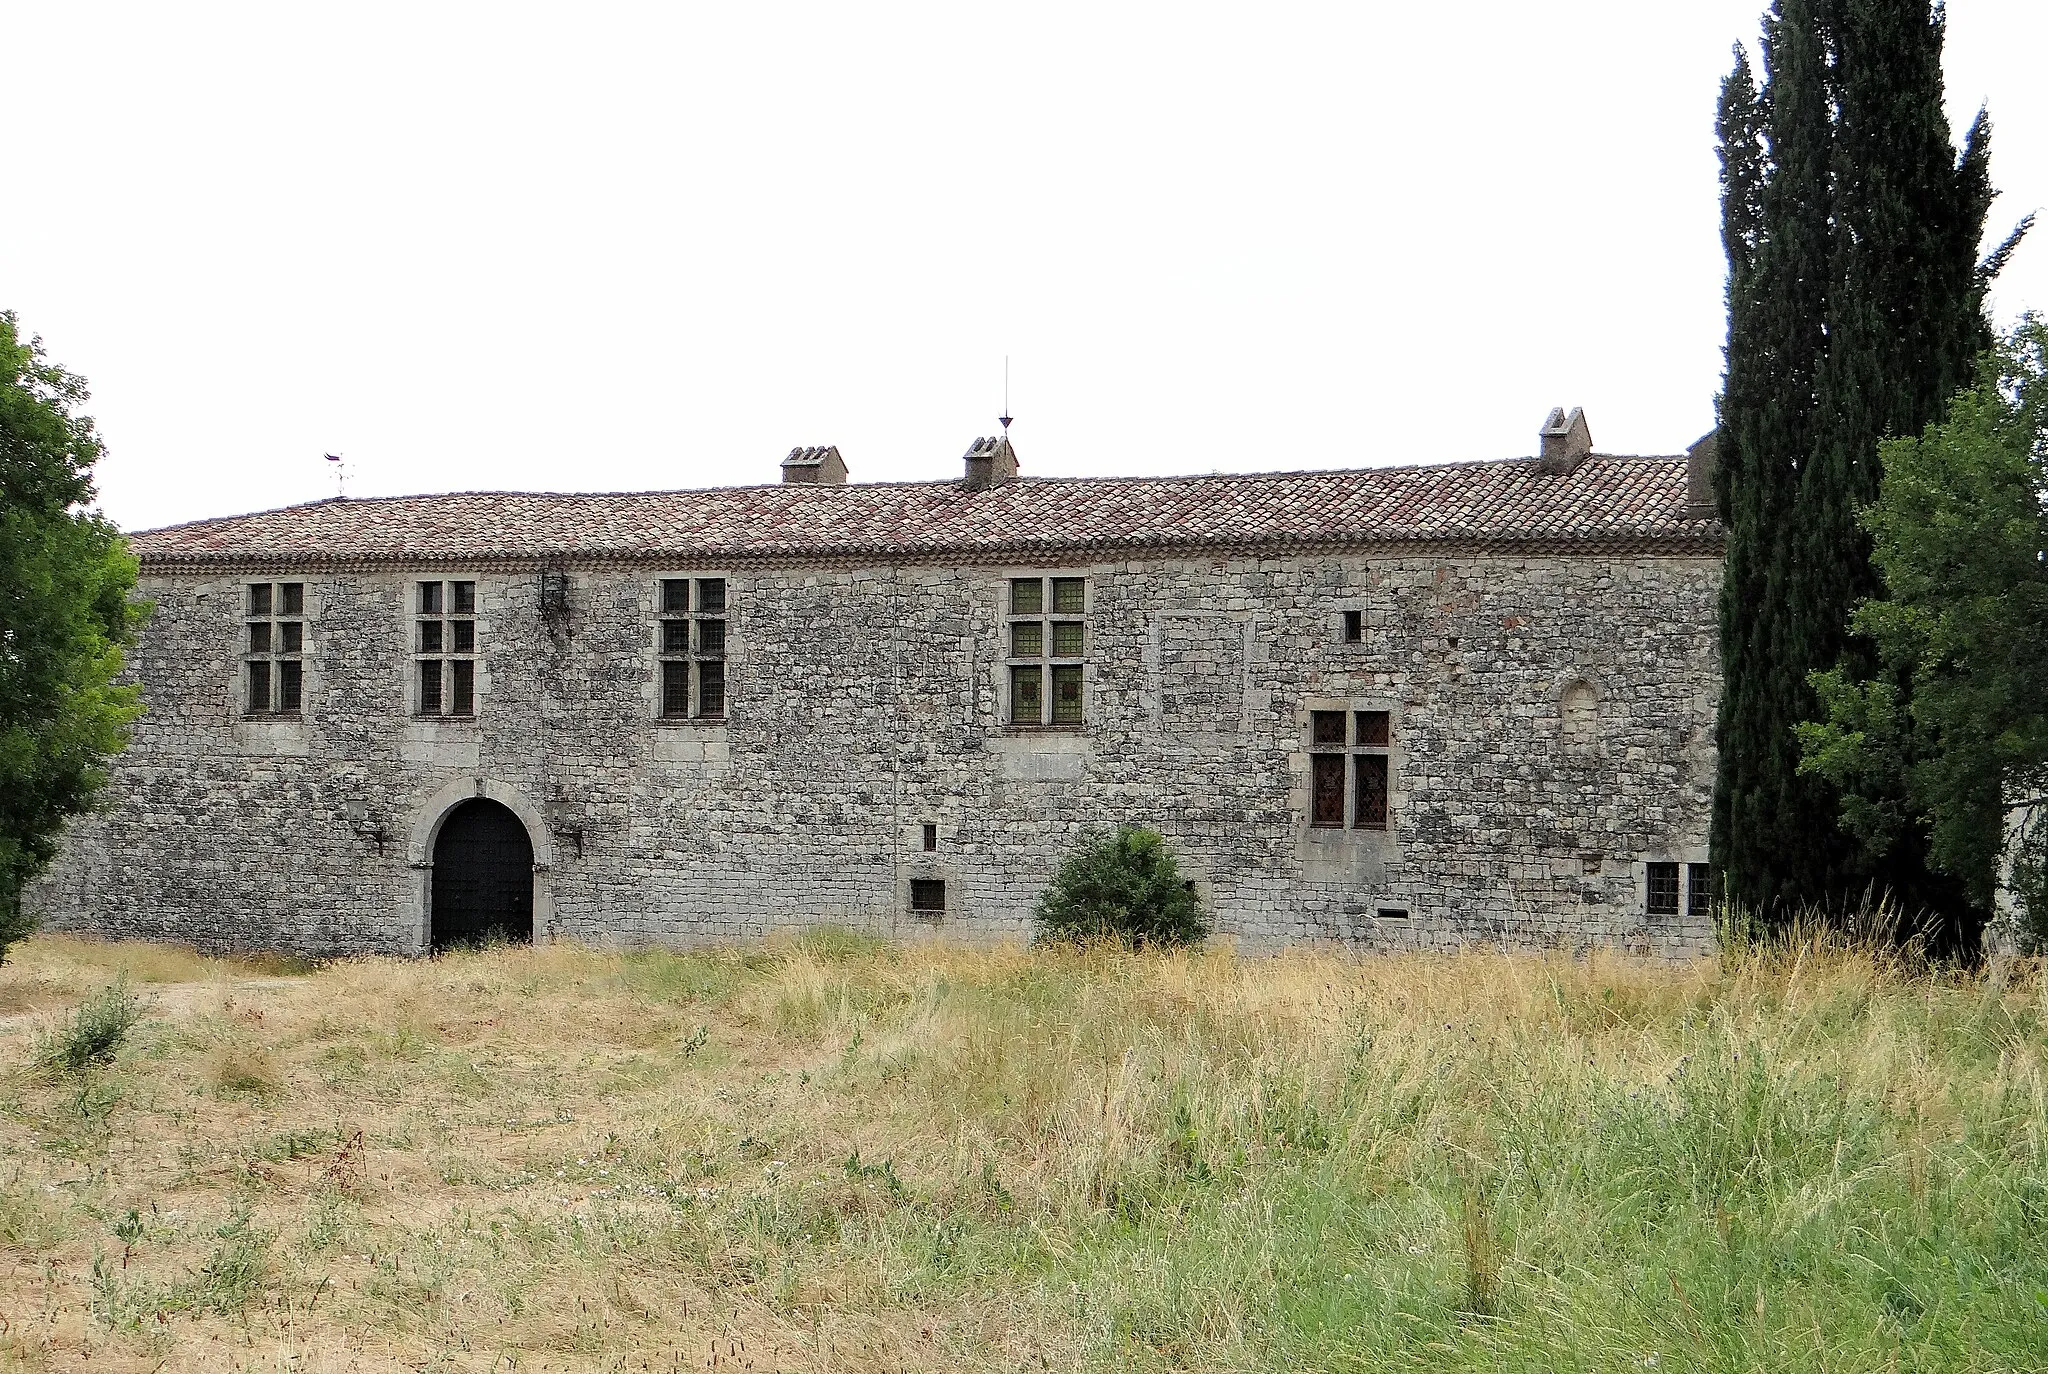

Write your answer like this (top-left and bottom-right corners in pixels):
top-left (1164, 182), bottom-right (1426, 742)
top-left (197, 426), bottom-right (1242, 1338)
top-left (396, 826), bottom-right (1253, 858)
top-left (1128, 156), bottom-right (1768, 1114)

top-left (244, 581), bottom-right (305, 715)
top-left (1308, 707), bottom-right (1392, 830)
top-left (415, 580), bottom-right (477, 717)
top-left (1686, 863), bottom-right (1713, 918)
top-left (1646, 862), bottom-right (1681, 917)
top-left (658, 577), bottom-right (727, 720)
top-left (1007, 576), bottom-right (1086, 726)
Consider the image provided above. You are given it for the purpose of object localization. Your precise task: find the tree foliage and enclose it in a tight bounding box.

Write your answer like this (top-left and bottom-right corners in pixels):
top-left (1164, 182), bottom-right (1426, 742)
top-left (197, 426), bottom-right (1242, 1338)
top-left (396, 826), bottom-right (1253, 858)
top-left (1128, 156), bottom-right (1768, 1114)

top-left (1033, 825), bottom-right (1207, 949)
top-left (1711, 0), bottom-right (2025, 943)
top-left (1799, 319), bottom-right (2048, 947)
top-left (1, 311), bottom-right (145, 962)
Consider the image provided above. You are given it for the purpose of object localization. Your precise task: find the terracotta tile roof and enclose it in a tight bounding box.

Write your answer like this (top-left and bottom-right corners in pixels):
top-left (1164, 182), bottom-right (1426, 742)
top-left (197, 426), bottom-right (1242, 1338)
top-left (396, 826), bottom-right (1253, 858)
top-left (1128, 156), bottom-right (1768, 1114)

top-left (131, 455), bottom-right (1723, 571)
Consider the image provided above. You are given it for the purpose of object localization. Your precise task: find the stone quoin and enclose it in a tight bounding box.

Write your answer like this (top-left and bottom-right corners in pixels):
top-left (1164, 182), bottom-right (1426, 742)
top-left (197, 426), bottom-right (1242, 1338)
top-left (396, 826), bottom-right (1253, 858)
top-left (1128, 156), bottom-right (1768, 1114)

top-left (29, 421), bottom-right (1726, 956)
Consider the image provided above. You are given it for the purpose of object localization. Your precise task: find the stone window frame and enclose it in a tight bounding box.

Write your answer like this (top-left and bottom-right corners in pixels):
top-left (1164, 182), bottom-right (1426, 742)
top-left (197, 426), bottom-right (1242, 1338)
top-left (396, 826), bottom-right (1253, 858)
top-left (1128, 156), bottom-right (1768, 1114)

top-left (1637, 853), bottom-right (1712, 920)
top-left (413, 577), bottom-right (480, 719)
top-left (650, 571), bottom-right (731, 726)
top-left (242, 579), bottom-right (308, 717)
top-left (1000, 570), bottom-right (1089, 730)
top-left (1302, 698), bottom-right (1399, 834)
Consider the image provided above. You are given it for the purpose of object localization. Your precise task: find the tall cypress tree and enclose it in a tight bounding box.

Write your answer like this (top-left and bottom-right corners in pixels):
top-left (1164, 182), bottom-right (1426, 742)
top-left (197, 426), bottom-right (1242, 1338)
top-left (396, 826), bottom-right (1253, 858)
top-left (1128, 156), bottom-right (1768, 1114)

top-left (1713, 0), bottom-right (2021, 937)
top-left (1713, 0), bottom-right (1841, 918)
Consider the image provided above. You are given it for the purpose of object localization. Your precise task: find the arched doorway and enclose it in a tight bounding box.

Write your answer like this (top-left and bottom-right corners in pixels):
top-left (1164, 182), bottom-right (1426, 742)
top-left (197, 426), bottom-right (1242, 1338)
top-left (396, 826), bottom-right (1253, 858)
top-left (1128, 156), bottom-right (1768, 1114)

top-left (430, 799), bottom-right (534, 950)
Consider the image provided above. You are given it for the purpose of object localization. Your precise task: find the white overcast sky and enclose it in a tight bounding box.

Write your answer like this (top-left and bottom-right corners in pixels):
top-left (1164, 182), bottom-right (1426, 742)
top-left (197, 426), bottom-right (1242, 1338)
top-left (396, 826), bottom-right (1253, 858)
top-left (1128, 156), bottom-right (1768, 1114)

top-left (5, 1), bottom-right (2044, 534)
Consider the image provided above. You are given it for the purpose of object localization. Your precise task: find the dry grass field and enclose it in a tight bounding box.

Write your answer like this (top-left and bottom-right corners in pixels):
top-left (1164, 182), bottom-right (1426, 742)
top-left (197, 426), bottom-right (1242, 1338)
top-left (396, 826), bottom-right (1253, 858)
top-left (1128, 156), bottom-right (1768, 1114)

top-left (1, 929), bottom-right (2043, 1372)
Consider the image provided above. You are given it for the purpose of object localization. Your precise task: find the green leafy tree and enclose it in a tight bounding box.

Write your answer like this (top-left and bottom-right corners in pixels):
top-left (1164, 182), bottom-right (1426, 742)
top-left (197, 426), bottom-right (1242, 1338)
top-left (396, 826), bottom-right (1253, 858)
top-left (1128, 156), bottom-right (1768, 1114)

top-left (1, 312), bottom-right (145, 962)
top-left (1711, 0), bottom-right (2026, 943)
top-left (1800, 318), bottom-right (2048, 948)
top-left (1033, 825), bottom-right (1207, 949)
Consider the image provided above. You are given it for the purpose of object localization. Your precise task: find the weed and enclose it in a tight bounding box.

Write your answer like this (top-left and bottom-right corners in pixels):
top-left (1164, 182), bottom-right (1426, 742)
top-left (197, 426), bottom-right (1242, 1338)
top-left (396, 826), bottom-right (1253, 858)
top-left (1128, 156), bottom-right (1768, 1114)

top-left (211, 1043), bottom-right (283, 1098)
top-left (30, 976), bottom-right (141, 1078)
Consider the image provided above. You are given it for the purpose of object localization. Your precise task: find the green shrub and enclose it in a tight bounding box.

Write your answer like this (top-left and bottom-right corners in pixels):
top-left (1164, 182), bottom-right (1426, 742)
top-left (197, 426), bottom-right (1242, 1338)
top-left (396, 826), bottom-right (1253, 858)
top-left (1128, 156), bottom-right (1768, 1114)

top-left (1033, 825), bottom-right (1207, 948)
top-left (31, 976), bottom-right (141, 1077)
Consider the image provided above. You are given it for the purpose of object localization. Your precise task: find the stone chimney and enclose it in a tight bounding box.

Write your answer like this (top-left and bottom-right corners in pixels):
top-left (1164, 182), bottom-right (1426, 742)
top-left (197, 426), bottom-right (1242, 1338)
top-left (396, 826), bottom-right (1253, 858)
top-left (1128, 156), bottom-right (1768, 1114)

top-left (1535, 406), bottom-right (1593, 475)
top-left (1684, 431), bottom-right (1719, 518)
top-left (962, 435), bottom-right (1019, 491)
top-left (781, 445), bottom-right (847, 485)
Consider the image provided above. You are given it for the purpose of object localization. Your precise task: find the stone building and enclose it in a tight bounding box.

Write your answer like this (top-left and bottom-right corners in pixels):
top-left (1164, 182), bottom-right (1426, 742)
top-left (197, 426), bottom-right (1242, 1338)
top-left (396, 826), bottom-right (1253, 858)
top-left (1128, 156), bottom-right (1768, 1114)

top-left (29, 412), bottom-right (1726, 956)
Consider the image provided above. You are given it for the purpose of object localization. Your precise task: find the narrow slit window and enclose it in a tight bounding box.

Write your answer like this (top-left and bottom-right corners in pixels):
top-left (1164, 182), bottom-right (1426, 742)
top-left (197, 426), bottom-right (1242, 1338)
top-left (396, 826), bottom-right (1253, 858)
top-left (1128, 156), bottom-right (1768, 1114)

top-left (922, 823), bottom-right (938, 852)
top-left (1342, 609), bottom-right (1363, 643)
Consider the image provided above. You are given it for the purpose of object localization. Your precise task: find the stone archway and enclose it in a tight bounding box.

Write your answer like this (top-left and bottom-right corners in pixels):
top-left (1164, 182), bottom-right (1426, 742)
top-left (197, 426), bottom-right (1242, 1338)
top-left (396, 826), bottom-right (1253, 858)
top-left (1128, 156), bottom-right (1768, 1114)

top-left (405, 778), bottom-right (556, 954)
top-left (429, 798), bottom-right (535, 949)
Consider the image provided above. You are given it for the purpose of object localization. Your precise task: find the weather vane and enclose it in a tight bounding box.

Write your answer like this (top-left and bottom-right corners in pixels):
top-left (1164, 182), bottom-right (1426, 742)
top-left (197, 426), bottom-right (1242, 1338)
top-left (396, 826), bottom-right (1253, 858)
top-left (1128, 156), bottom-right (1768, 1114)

top-left (325, 452), bottom-right (345, 499)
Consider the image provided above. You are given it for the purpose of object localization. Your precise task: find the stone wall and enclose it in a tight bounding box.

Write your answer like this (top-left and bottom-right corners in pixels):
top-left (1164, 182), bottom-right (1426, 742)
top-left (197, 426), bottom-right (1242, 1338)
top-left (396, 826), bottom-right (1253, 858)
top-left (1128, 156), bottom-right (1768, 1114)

top-left (28, 549), bottom-right (1722, 956)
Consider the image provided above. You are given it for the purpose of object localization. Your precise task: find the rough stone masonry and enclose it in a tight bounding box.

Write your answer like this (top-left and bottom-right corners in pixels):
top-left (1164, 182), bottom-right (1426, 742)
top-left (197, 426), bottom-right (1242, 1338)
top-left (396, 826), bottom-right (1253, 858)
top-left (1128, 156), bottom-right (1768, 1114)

top-left (28, 414), bottom-right (1726, 956)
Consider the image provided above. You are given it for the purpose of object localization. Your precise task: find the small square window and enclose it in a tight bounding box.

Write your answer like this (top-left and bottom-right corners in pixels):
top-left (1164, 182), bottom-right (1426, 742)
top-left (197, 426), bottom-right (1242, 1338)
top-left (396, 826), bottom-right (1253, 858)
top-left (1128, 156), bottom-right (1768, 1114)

top-left (1647, 862), bottom-right (1681, 916)
top-left (278, 660), bottom-right (303, 713)
top-left (1342, 609), bottom-right (1363, 643)
top-left (1051, 578), bottom-right (1085, 614)
top-left (1311, 754), bottom-right (1345, 827)
top-left (910, 878), bottom-right (946, 913)
top-left (450, 620), bottom-right (473, 653)
top-left (1051, 665), bottom-right (1083, 724)
top-left (1011, 621), bottom-right (1043, 658)
top-left (696, 578), bottom-right (727, 613)
top-left (248, 661), bottom-right (271, 712)
top-left (450, 660), bottom-right (475, 716)
top-left (451, 581), bottom-right (476, 614)
top-left (248, 622), bottom-right (272, 653)
top-left (1357, 710), bottom-right (1390, 747)
top-left (1010, 665), bottom-right (1042, 722)
top-left (922, 823), bottom-right (938, 853)
top-left (1051, 622), bottom-right (1084, 658)
top-left (249, 583), bottom-right (273, 616)
top-left (661, 579), bottom-right (690, 614)
top-left (419, 620), bottom-right (444, 654)
top-left (419, 581), bottom-right (443, 614)
top-left (1311, 710), bottom-right (1346, 746)
top-left (697, 661), bottom-right (726, 718)
top-left (697, 619), bottom-right (726, 657)
top-left (661, 619), bottom-right (690, 655)
top-left (661, 660), bottom-right (690, 717)
top-left (1009, 578), bottom-right (1043, 615)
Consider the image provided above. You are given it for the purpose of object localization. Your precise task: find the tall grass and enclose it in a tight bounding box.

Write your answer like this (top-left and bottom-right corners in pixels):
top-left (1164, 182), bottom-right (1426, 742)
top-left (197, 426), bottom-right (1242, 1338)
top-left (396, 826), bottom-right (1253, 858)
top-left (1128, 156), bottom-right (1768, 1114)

top-left (0, 930), bottom-right (2042, 1371)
